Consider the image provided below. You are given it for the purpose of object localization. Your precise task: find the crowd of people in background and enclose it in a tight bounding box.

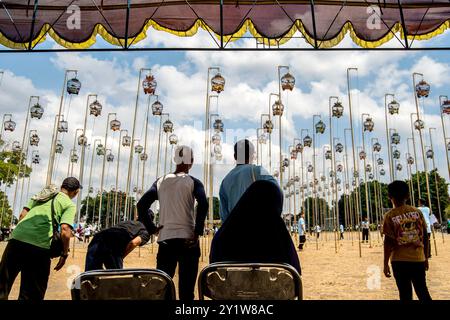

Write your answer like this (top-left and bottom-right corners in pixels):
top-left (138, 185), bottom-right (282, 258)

top-left (0, 139), bottom-right (447, 302)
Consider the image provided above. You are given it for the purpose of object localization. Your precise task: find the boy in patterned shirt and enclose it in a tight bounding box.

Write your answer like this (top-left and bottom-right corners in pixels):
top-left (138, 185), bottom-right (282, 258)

top-left (382, 180), bottom-right (431, 301)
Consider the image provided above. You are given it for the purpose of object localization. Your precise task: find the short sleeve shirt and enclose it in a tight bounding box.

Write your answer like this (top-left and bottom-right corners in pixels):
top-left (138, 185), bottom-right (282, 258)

top-left (12, 192), bottom-right (76, 250)
top-left (298, 218), bottom-right (305, 236)
top-left (382, 205), bottom-right (426, 262)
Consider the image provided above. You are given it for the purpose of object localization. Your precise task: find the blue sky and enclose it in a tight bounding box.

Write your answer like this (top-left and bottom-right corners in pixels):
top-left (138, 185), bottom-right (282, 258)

top-left (1, 29), bottom-right (450, 218)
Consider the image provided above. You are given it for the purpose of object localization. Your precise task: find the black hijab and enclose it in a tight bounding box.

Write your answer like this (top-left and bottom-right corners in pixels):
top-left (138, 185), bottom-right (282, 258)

top-left (210, 180), bottom-right (301, 274)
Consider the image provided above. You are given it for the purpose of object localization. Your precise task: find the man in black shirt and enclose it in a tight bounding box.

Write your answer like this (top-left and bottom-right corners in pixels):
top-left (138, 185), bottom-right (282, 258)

top-left (84, 220), bottom-right (153, 271)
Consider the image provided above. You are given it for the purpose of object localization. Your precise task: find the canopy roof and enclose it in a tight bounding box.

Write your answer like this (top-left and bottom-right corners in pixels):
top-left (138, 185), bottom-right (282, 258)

top-left (1, 1), bottom-right (449, 50)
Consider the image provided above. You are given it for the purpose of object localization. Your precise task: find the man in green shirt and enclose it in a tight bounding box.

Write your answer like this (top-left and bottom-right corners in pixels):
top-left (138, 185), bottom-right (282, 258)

top-left (0, 177), bottom-right (81, 300)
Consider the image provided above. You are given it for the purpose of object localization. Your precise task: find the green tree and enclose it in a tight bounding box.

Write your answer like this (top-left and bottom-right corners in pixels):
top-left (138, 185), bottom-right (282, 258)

top-left (206, 196), bottom-right (220, 220)
top-left (0, 190), bottom-right (14, 228)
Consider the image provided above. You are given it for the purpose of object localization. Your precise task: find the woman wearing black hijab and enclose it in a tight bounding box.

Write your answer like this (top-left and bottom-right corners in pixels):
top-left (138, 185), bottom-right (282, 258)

top-left (210, 180), bottom-right (301, 274)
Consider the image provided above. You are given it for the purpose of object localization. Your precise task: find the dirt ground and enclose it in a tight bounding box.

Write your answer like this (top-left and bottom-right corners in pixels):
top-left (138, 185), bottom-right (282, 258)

top-left (1, 231), bottom-right (449, 300)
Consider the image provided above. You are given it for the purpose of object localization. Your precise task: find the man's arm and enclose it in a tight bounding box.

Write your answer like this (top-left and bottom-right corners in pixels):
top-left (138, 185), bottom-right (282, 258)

top-left (383, 236), bottom-right (394, 277)
top-left (192, 177), bottom-right (208, 237)
top-left (54, 223), bottom-right (72, 271)
top-left (124, 236), bottom-right (142, 258)
top-left (219, 183), bottom-right (228, 222)
top-left (136, 181), bottom-right (158, 233)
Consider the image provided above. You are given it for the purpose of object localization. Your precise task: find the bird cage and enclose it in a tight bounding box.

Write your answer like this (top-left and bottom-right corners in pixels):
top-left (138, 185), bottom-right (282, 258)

top-left (273, 170), bottom-right (279, 178)
top-left (353, 170), bottom-right (359, 178)
top-left (4, 117), bottom-right (16, 132)
top-left (12, 141), bottom-right (21, 152)
top-left (307, 164), bottom-right (313, 173)
top-left (215, 152), bottom-right (223, 161)
top-left (315, 120), bottom-right (326, 134)
top-left (67, 77), bottom-right (81, 95)
top-left (441, 100), bottom-right (450, 115)
top-left (373, 142), bottom-right (382, 152)
top-left (295, 143), bottom-right (303, 153)
top-left (70, 151), bottom-right (79, 163)
top-left (58, 119), bottom-right (68, 133)
top-left (272, 100), bottom-right (284, 116)
top-left (359, 150), bottom-right (366, 160)
top-left (55, 141), bottom-right (64, 154)
top-left (393, 149), bottom-right (401, 159)
top-left (415, 80), bottom-right (430, 98)
top-left (309, 181), bottom-right (314, 188)
top-left (396, 163), bottom-right (403, 171)
top-left (303, 135), bottom-right (312, 147)
top-left (96, 144), bottom-right (105, 156)
top-left (336, 178), bottom-right (341, 184)
top-left (211, 133), bottom-right (221, 145)
top-left (283, 185), bottom-right (287, 191)
top-left (140, 153), bottom-right (148, 161)
top-left (213, 119), bottom-right (224, 132)
top-left (302, 184), bottom-right (307, 190)
top-left (318, 186), bottom-right (322, 192)
top-left (325, 150), bottom-right (332, 160)
top-left (88, 187), bottom-right (94, 193)
top-left (368, 173), bottom-right (374, 180)
top-left (447, 142), bottom-right (450, 152)
top-left (78, 134), bottom-right (87, 146)
top-left (163, 119), bottom-right (173, 133)
top-left (122, 135), bottom-right (131, 147)
top-left (296, 189), bottom-right (300, 195)
top-left (263, 119), bottom-right (274, 134)
top-left (407, 156), bottom-right (414, 165)
top-left (211, 73), bottom-right (225, 93)
top-left (289, 178), bottom-right (294, 185)
top-left (388, 100), bottom-right (400, 115)
top-left (365, 164), bottom-right (372, 172)
top-left (363, 117), bottom-right (374, 132)
top-left (325, 184), bottom-right (329, 190)
top-left (106, 152), bottom-right (114, 162)
top-left (133, 186), bottom-right (138, 193)
top-left (142, 75), bottom-right (157, 95)
top-left (295, 176), bottom-right (300, 182)
top-left (377, 158), bottom-right (384, 165)
top-left (134, 144), bottom-right (143, 154)
top-left (281, 72), bottom-right (295, 91)
top-left (213, 144), bottom-right (222, 155)
top-left (380, 168), bottom-right (386, 176)
top-left (335, 143), bottom-right (344, 153)
top-left (337, 164), bottom-right (343, 172)
top-left (321, 175), bottom-right (326, 182)
top-left (110, 119), bottom-right (121, 131)
top-left (32, 152), bottom-right (40, 164)
top-left (89, 100), bottom-right (102, 117)
top-left (282, 158), bottom-right (290, 168)
top-left (329, 170), bottom-right (335, 177)
top-left (414, 119), bottom-right (425, 131)
top-left (332, 101), bottom-right (344, 118)
top-left (352, 180), bottom-right (357, 187)
top-left (169, 134), bottom-right (178, 145)
top-left (29, 132), bottom-right (40, 146)
top-left (258, 132), bottom-right (267, 144)
top-left (290, 150), bottom-right (297, 160)
top-left (426, 149), bottom-right (434, 159)
top-left (391, 132), bottom-right (400, 145)
top-left (151, 100), bottom-right (163, 116)
top-left (30, 103), bottom-right (44, 119)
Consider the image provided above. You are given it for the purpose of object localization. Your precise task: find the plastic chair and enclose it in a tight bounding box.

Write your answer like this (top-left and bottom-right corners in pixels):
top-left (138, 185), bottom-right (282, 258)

top-left (71, 268), bottom-right (176, 300)
top-left (198, 262), bottom-right (303, 300)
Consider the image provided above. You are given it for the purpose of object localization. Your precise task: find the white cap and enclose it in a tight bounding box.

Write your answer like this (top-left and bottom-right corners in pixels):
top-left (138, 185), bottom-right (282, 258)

top-left (174, 145), bottom-right (193, 165)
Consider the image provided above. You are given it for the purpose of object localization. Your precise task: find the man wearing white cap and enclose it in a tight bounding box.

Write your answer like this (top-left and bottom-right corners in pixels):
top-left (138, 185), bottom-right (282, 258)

top-left (137, 145), bottom-right (208, 300)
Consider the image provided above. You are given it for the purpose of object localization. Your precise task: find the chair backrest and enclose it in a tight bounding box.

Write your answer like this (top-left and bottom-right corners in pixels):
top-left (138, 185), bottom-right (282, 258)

top-left (198, 262), bottom-right (303, 300)
top-left (71, 268), bottom-right (176, 300)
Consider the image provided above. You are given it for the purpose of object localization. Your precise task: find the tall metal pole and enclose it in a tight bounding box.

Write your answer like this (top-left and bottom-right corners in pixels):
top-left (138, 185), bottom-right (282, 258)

top-left (412, 73), bottom-right (437, 256)
top-left (67, 128), bottom-right (83, 177)
top-left (347, 68), bottom-right (362, 257)
top-left (312, 115), bottom-right (322, 251)
top-left (124, 68), bottom-right (151, 221)
top-left (114, 130), bottom-right (128, 224)
top-left (361, 114), bottom-right (372, 248)
top-left (428, 128), bottom-right (445, 243)
top-left (46, 70), bottom-right (77, 185)
top-left (277, 66), bottom-right (290, 186)
top-left (329, 96), bottom-right (339, 252)
top-left (407, 138), bottom-right (416, 206)
top-left (384, 93), bottom-right (395, 182)
top-left (87, 139), bottom-right (101, 224)
top-left (439, 95), bottom-right (450, 181)
top-left (410, 113), bottom-right (422, 200)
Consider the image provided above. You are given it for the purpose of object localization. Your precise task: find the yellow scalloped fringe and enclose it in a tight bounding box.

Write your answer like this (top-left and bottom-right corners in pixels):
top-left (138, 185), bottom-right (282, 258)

top-left (0, 18), bottom-right (449, 50)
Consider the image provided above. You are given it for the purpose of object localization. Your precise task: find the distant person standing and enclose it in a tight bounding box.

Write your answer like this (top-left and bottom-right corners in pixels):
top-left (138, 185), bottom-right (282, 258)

top-left (137, 145), bottom-right (208, 301)
top-left (447, 218), bottom-right (450, 234)
top-left (361, 217), bottom-right (370, 243)
top-left (382, 181), bottom-right (431, 301)
top-left (417, 199), bottom-right (432, 259)
top-left (84, 225), bottom-right (92, 243)
top-left (339, 224), bottom-right (344, 240)
top-left (315, 225), bottom-right (321, 239)
top-left (298, 213), bottom-right (306, 250)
